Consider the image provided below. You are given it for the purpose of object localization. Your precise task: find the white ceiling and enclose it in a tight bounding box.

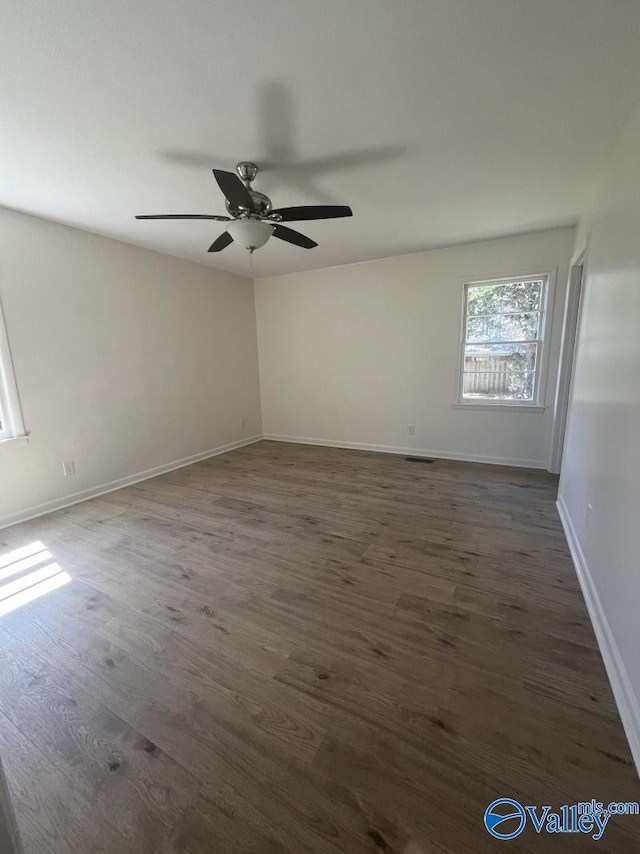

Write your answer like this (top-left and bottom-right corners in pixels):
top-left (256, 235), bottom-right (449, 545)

top-left (2, 1), bottom-right (640, 278)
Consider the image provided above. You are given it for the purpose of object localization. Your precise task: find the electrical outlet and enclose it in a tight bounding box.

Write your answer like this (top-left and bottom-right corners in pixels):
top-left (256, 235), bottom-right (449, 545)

top-left (407, 424), bottom-right (416, 435)
top-left (62, 461), bottom-right (76, 477)
top-left (586, 503), bottom-right (593, 527)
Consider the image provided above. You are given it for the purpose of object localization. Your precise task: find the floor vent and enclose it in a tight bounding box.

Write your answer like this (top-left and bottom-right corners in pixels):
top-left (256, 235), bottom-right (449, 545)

top-left (404, 456), bottom-right (434, 464)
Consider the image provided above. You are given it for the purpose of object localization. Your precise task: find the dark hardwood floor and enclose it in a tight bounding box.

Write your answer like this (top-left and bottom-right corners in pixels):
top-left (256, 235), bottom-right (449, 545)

top-left (0, 441), bottom-right (638, 853)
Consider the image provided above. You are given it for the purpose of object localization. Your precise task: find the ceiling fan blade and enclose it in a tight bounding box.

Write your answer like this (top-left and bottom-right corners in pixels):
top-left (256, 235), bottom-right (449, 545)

top-left (208, 231), bottom-right (233, 252)
top-left (212, 169), bottom-right (255, 211)
top-left (135, 214), bottom-right (230, 221)
top-left (269, 205), bottom-right (352, 222)
top-left (273, 225), bottom-right (318, 249)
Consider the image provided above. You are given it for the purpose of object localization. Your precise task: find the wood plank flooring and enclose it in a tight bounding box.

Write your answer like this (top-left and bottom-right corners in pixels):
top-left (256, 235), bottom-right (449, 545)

top-left (1, 440), bottom-right (639, 853)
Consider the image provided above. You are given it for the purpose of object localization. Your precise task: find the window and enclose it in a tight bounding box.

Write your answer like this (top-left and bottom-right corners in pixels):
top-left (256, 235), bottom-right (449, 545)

top-left (0, 299), bottom-right (26, 443)
top-left (458, 275), bottom-right (548, 407)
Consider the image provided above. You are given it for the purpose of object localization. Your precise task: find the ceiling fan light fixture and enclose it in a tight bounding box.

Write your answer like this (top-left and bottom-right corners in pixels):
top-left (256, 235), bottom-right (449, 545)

top-left (227, 218), bottom-right (274, 251)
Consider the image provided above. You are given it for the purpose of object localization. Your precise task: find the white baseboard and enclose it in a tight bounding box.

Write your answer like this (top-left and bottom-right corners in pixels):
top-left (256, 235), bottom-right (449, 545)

top-left (0, 435), bottom-right (262, 530)
top-left (557, 495), bottom-right (640, 777)
top-left (262, 433), bottom-right (547, 469)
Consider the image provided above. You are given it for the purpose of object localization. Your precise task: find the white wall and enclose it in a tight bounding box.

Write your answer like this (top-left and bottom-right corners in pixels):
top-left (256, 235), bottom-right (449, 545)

top-left (0, 208), bottom-right (261, 526)
top-left (558, 104), bottom-right (640, 771)
top-left (255, 227), bottom-right (574, 468)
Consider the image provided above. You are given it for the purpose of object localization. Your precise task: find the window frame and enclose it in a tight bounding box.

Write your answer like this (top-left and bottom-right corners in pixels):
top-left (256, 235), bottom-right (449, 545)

top-left (454, 270), bottom-right (554, 411)
top-left (0, 297), bottom-right (27, 446)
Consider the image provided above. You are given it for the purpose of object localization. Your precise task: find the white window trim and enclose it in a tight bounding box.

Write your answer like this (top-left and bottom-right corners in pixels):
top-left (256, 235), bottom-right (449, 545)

top-left (0, 298), bottom-right (27, 446)
top-left (453, 268), bottom-right (557, 411)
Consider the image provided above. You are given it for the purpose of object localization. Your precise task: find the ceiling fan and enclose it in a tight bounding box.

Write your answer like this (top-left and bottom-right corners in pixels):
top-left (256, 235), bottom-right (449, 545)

top-left (135, 161), bottom-right (353, 253)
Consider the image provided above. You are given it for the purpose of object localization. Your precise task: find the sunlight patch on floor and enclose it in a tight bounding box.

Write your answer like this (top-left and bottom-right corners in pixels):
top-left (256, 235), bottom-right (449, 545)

top-left (0, 541), bottom-right (71, 617)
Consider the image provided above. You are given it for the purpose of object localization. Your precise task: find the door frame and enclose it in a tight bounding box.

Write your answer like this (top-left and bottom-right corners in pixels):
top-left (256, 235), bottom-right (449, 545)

top-left (548, 251), bottom-right (586, 473)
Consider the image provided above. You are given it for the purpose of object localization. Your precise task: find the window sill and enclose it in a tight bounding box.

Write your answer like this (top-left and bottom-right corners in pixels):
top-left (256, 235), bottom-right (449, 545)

top-left (452, 403), bottom-right (546, 413)
top-left (0, 434), bottom-right (29, 448)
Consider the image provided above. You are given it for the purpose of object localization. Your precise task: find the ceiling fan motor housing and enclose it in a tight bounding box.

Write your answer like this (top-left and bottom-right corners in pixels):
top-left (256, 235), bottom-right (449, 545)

top-left (224, 189), bottom-right (273, 218)
top-left (224, 161), bottom-right (274, 218)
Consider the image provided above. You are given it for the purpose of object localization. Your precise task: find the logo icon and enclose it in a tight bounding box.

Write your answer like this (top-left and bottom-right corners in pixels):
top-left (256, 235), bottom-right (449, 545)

top-left (484, 798), bottom-right (527, 840)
